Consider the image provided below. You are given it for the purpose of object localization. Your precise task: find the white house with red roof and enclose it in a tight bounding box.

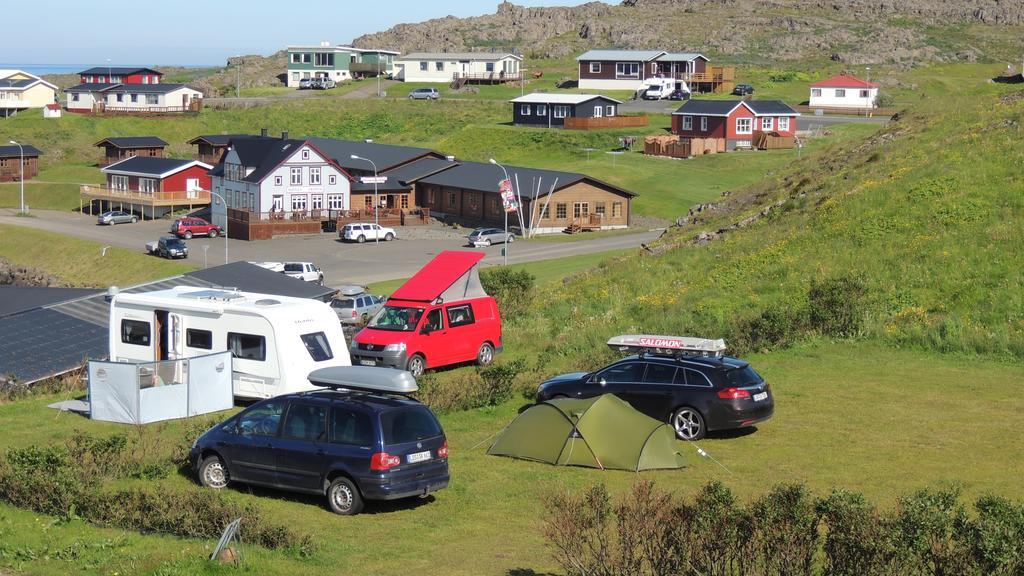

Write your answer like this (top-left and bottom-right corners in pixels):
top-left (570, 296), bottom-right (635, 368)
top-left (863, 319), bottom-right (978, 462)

top-left (809, 74), bottom-right (879, 109)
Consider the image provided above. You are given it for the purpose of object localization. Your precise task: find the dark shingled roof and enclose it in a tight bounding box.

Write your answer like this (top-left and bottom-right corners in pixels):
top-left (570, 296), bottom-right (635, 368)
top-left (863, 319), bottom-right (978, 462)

top-left (188, 262), bottom-right (336, 302)
top-left (418, 160), bottom-right (637, 199)
top-left (380, 157), bottom-right (460, 184)
top-left (0, 287), bottom-right (102, 319)
top-left (188, 134), bottom-right (253, 146)
top-left (0, 145), bottom-right (42, 158)
top-left (78, 67), bottom-right (162, 76)
top-left (102, 156), bottom-right (201, 176)
top-left (65, 83), bottom-right (120, 93)
top-left (65, 83), bottom-right (193, 95)
top-left (672, 99), bottom-right (799, 116)
top-left (306, 137), bottom-right (441, 172)
top-left (94, 136), bottom-right (168, 149)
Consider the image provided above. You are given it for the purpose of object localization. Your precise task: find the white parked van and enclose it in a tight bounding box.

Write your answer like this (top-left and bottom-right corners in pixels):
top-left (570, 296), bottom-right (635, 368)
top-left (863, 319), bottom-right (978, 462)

top-left (109, 287), bottom-right (351, 399)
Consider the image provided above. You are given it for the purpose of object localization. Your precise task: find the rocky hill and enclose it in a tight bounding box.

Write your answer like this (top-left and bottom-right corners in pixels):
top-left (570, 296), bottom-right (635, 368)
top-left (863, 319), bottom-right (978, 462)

top-left (354, 0), bottom-right (1024, 64)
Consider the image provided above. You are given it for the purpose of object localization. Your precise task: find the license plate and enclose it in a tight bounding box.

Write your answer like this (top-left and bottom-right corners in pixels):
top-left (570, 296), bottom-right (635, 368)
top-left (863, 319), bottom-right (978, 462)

top-left (753, 392), bottom-right (768, 402)
top-left (407, 450), bottom-right (431, 464)
top-left (359, 359), bottom-right (377, 366)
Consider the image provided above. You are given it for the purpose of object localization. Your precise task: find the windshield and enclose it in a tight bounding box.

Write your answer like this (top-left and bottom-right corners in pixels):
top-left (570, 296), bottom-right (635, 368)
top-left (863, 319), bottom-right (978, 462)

top-left (165, 239), bottom-right (186, 248)
top-left (381, 406), bottom-right (442, 445)
top-left (725, 366), bottom-right (763, 387)
top-left (283, 263), bottom-right (304, 272)
top-left (367, 305), bottom-right (424, 332)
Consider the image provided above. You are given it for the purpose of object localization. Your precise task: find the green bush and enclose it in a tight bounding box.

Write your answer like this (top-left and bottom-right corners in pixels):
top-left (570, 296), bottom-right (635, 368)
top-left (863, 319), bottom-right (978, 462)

top-left (480, 267), bottom-right (535, 316)
top-left (807, 276), bottom-right (868, 337)
top-left (417, 358), bottom-right (529, 412)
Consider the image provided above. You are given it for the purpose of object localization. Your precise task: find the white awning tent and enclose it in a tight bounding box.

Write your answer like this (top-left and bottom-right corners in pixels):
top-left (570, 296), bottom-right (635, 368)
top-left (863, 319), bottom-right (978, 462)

top-left (88, 352), bottom-right (233, 424)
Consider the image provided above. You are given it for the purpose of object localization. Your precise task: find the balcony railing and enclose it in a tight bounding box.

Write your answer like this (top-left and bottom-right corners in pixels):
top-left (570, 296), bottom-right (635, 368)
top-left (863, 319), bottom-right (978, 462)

top-left (80, 185), bottom-right (211, 205)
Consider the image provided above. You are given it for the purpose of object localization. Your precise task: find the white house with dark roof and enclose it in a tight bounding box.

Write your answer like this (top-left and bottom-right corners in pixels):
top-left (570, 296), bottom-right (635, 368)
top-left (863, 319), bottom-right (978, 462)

top-left (576, 49), bottom-right (710, 91)
top-left (0, 70), bottom-right (58, 117)
top-left (395, 52), bottom-right (522, 83)
top-left (65, 66), bottom-right (202, 114)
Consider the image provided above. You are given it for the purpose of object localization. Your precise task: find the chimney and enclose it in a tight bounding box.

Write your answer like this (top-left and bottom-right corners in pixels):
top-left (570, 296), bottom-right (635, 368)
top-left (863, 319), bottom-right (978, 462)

top-left (260, 128), bottom-right (268, 137)
top-left (281, 131), bottom-right (289, 140)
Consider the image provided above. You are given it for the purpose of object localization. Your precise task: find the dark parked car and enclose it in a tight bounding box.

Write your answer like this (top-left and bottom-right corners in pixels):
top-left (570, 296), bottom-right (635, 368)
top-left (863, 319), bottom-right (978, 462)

top-left (146, 236), bottom-right (189, 259)
top-left (97, 210), bottom-right (138, 225)
top-left (668, 89), bottom-right (691, 101)
top-left (732, 83), bottom-right (755, 96)
top-left (535, 335), bottom-right (774, 440)
top-left (189, 367), bottom-right (449, 515)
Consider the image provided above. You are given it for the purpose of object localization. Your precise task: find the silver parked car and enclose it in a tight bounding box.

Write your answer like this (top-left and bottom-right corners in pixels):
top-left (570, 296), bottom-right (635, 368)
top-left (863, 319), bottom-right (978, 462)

top-left (467, 227), bottom-right (515, 247)
top-left (97, 210), bottom-right (138, 225)
top-left (409, 88), bottom-right (440, 100)
top-left (331, 286), bottom-right (386, 325)
top-left (298, 77), bottom-right (313, 89)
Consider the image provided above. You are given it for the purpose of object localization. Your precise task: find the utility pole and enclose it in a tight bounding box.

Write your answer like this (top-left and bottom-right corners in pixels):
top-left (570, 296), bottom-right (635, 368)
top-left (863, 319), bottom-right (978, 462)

top-left (234, 56), bottom-right (241, 98)
top-left (490, 159), bottom-right (512, 265)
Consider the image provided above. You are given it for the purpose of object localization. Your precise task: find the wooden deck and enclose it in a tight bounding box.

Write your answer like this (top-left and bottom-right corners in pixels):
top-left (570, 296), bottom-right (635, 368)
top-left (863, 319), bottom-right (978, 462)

top-left (563, 116), bottom-right (649, 131)
top-left (226, 208), bottom-right (432, 241)
top-left (80, 185), bottom-right (210, 206)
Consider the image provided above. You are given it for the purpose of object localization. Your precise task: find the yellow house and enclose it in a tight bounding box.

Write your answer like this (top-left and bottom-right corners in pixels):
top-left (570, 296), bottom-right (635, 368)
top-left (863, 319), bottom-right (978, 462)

top-left (0, 70), bottom-right (58, 118)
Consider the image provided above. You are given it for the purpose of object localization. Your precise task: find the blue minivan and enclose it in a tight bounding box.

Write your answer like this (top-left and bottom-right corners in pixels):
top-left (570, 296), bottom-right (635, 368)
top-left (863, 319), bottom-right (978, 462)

top-left (189, 367), bottom-right (448, 515)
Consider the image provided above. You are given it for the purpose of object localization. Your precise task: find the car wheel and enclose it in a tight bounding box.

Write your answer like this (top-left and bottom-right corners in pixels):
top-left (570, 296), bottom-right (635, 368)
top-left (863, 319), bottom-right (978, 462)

top-left (130, 216), bottom-right (138, 224)
top-left (406, 354), bottom-right (426, 378)
top-left (384, 232), bottom-right (394, 241)
top-left (198, 455), bottom-right (229, 489)
top-left (209, 229), bottom-right (218, 238)
top-left (360, 313), bottom-right (369, 325)
top-left (327, 476), bottom-right (364, 515)
top-left (506, 235), bottom-right (515, 244)
top-left (671, 406), bottom-right (706, 441)
top-left (183, 230), bottom-right (193, 239)
top-left (476, 343), bottom-right (494, 366)
top-left (357, 235), bottom-right (366, 243)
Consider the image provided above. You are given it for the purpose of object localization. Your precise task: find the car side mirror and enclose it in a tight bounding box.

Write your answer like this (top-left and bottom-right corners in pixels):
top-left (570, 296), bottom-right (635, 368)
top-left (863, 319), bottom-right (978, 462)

top-left (599, 378), bottom-right (607, 387)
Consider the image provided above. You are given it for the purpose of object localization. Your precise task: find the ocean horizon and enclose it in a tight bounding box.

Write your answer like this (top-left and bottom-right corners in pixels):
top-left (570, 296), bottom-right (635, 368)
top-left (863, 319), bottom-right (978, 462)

top-left (0, 63), bottom-right (218, 76)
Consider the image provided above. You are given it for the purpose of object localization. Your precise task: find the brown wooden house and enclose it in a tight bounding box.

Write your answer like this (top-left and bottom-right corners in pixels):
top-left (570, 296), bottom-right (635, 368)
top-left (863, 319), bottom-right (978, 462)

top-left (0, 144), bottom-right (41, 182)
top-left (188, 133), bottom-right (259, 165)
top-left (94, 136), bottom-right (167, 167)
top-left (416, 160), bottom-right (636, 234)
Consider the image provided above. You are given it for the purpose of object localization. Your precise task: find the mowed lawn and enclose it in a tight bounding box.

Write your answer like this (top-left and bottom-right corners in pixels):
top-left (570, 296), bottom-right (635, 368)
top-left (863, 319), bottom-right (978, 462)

top-left (1, 342), bottom-right (1021, 575)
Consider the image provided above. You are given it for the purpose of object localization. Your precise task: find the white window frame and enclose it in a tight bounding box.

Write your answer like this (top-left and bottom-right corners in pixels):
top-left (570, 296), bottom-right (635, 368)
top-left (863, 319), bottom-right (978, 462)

top-left (778, 117), bottom-right (790, 132)
top-left (274, 175), bottom-right (283, 186)
top-left (309, 167), bottom-right (321, 185)
top-left (589, 62), bottom-right (601, 74)
top-left (615, 62), bottom-right (640, 79)
top-left (536, 104), bottom-right (547, 116)
top-left (553, 105), bottom-right (569, 119)
top-left (290, 167), bottom-right (302, 186)
top-left (110, 175), bottom-right (128, 191)
top-left (593, 105), bottom-right (603, 118)
top-left (700, 116), bottom-right (708, 132)
top-left (301, 149), bottom-right (310, 160)
top-left (419, 62), bottom-right (428, 71)
top-left (520, 104), bottom-right (531, 116)
top-left (835, 89), bottom-right (846, 98)
top-left (328, 174), bottom-right (337, 185)
top-left (311, 194), bottom-right (324, 210)
top-left (327, 194), bottom-right (344, 210)
top-left (605, 105), bottom-right (615, 117)
top-left (811, 88), bottom-right (822, 98)
top-left (735, 117), bottom-right (753, 135)
top-left (139, 178), bottom-right (158, 193)
top-left (860, 89), bottom-right (870, 98)
top-left (291, 194), bottom-right (307, 211)
top-left (761, 117), bottom-right (774, 131)
top-left (681, 115), bottom-right (692, 130)
top-left (145, 94), bottom-right (159, 105)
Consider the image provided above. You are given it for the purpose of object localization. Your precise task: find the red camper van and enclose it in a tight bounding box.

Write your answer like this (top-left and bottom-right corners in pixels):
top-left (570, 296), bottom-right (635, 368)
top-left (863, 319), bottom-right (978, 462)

top-left (350, 251), bottom-right (502, 377)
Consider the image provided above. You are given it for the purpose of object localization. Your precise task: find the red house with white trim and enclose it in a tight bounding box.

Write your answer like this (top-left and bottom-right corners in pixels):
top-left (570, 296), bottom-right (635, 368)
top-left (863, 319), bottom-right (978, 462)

top-left (94, 156), bottom-right (212, 218)
top-left (809, 74), bottom-right (879, 110)
top-left (671, 100), bottom-right (800, 149)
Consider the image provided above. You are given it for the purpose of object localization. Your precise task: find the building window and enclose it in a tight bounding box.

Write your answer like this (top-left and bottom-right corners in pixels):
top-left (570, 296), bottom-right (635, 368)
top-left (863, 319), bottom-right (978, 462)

top-left (573, 202), bottom-right (589, 218)
top-left (301, 149), bottom-right (310, 160)
top-left (555, 203), bottom-right (567, 219)
top-left (761, 117), bottom-right (774, 131)
top-left (72, 93), bottom-right (80, 102)
top-left (186, 329), bottom-right (213, 350)
top-left (121, 320), bottom-right (150, 346)
top-left (291, 194), bottom-right (307, 211)
top-left (700, 116), bottom-right (708, 132)
top-left (310, 167), bottom-right (321, 185)
top-left (490, 197), bottom-right (499, 213)
top-left (116, 93), bottom-right (124, 103)
top-left (314, 52), bottom-right (334, 67)
top-left (275, 175), bottom-right (283, 186)
top-left (835, 89), bottom-right (846, 98)
top-left (860, 89), bottom-right (870, 98)
top-left (538, 203), bottom-right (549, 219)
top-left (227, 332), bottom-right (266, 361)
top-left (778, 117), bottom-right (790, 131)
top-left (290, 167), bottom-right (302, 186)
top-left (589, 62), bottom-right (601, 73)
top-left (520, 104), bottom-right (531, 116)
top-left (130, 94), bottom-right (138, 103)
top-left (536, 104), bottom-right (547, 115)
top-left (291, 53), bottom-right (301, 63)
top-left (291, 71), bottom-right (299, 82)
top-left (486, 63), bottom-right (494, 72)
top-left (401, 195), bottom-right (409, 209)
top-left (426, 187), bottom-right (435, 204)
top-left (420, 61), bottom-right (428, 71)
top-left (327, 194), bottom-right (343, 209)
top-left (595, 202), bottom-right (606, 218)
top-left (553, 105), bottom-right (569, 118)
top-left (145, 94), bottom-right (158, 105)
top-left (139, 178), bottom-right (158, 193)
top-left (110, 175), bottom-right (128, 190)
top-left (364, 195), bottom-right (373, 208)
top-left (328, 174), bottom-right (336, 185)
top-left (612, 202), bottom-right (622, 218)
top-left (249, 192), bottom-right (255, 210)
top-left (735, 117), bottom-right (753, 134)
top-left (811, 88), bottom-right (822, 98)
top-left (615, 62), bottom-right (640, 78)
top-left (606, 105), bottom-right (615, 117)
top-left (435, 61), bottom-right (444, 71)
top-left (448, 191), bottom-right (457, 209)
top-left (681, 115), bottom-right (693, 130)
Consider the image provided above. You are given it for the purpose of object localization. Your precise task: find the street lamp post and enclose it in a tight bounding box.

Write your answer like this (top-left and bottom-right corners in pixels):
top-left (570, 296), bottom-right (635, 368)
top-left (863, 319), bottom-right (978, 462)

top-left (489, 158), bottom-right (511, 265)
top-left (8, 140), bottom-right (24, 214)
top-left (208, 190), bottom-right (229, 264)
top-left (350, 155), bottom-right (380, 244)
top-left (235, 56), bottom-right (242, 98)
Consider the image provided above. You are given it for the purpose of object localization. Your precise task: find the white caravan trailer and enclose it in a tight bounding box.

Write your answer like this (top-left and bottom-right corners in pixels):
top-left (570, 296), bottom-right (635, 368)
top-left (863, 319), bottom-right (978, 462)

top-left (109, 287), bottom-right (351, 399)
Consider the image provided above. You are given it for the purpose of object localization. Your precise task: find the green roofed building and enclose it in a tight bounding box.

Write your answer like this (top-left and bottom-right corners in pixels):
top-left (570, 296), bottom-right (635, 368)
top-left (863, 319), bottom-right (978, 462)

top-left (286, 44), bottom-right (399, 87)
top-left (488, 395), bottom-right (685, 471)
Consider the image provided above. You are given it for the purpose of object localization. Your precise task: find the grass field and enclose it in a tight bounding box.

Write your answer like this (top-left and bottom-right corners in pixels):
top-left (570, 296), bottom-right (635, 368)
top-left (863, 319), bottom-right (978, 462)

top-left (1, 342), bottom-right (1021, 575)
top-left (0, 225), bottom-right (194, 287)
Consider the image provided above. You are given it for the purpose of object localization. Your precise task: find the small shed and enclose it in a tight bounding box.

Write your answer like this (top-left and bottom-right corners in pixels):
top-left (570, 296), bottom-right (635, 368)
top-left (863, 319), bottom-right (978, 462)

top-left (187, 133), bottom-right (254, 165)
top-left (43, 102), bottom-right (62, 119)
top-left (0, 144), bottom-right (41, 182)
top-left (94, 136), bottom-right (168, 167)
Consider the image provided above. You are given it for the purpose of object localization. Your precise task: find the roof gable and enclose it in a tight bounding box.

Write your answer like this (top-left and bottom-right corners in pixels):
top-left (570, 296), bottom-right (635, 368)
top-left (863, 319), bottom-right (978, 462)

top-left (101, 157), bottom-right (212, 178)
top-left (672, 99), bottom-right (799, 117)
top-left (0, 145), bottom-right (42, 158)
top-left (94, 136), bottom-right (168, 149)
top-left (810, 74), bottom-right (879, 89)
top-left (510, 93), bottom-right (622, 105)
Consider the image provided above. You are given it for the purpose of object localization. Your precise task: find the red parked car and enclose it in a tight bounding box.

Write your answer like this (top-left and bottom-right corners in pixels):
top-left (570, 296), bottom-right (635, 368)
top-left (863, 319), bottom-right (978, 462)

top-left (350, 251), bottom-right (503, 377)
top-left (171, 217), bottom-right (221, 239)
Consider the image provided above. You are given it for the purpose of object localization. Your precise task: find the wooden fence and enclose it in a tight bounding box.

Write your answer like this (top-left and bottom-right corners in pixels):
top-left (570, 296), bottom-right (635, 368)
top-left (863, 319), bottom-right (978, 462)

top-left (793, 105), bottom-right (897, 117)
top-left (564, 116), bottom-right (649, 131)
top-left (643, 135), bottom-right (725, 158)
top-left (753, 131), bottom-right (795, 150)
top-left (226, 207), bottom-right (433, 240)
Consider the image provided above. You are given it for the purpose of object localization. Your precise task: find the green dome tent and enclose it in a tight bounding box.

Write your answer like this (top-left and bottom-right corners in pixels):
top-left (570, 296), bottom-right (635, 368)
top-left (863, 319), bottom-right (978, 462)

top-left (488, 395), bottom-right (685, 471)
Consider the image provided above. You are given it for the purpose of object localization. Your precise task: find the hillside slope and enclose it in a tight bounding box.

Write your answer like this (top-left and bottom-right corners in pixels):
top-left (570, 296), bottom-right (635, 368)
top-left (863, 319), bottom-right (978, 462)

top-left (503, 70), bottom-right (1023, 375)
top-left (355, 0), bottom-right (1024, 64)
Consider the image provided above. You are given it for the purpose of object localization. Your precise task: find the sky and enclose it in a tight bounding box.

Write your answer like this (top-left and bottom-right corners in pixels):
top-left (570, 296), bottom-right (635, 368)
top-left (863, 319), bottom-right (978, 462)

top-left (5, 0), bottom-right (607, 66)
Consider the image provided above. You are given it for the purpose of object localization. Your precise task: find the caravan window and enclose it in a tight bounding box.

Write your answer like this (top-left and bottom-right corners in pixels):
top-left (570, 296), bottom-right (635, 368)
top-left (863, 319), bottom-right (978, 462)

top-left (300, 332), bottom-right (334, 362)
top-left (446, 304), bottom-right (475, 328)
top-left (121, 320), bottom-right (151, 346)
top-left (227, 332), bottom-right (266, 361)
top-left (186, 329), bottom-right (213, 350)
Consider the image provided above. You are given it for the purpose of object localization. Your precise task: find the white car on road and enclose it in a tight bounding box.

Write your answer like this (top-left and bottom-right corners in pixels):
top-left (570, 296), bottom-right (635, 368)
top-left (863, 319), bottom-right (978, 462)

top-left (340, 223), bottom-right (396, 243)
top-left (283, 262), bottom-right (325, 285)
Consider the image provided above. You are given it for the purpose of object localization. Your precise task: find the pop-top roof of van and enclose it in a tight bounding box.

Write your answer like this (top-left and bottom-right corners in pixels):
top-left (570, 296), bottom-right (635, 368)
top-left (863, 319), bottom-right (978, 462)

top-left (389, 251), bottom-right (486, 303)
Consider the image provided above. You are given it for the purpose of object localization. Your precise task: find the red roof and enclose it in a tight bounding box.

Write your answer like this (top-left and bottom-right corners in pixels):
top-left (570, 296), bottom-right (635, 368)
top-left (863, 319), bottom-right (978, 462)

top-left (389, 251), bottom-right (485, 303)
top-left (45, 103), bottom-right (61, 110)
top-left (811, 75), bottom-right (878, 89)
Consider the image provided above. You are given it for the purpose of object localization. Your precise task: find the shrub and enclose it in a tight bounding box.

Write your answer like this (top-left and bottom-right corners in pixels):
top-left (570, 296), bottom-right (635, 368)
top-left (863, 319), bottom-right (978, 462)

top-left (481, 267), bottom-right (535, 316)
top-left (807, 275), bottom-right (867, 337)
top-left (817, 490), bottom-right (906, 576)
top-left (417, 358), bottom-right (529, 412)
top-left (749, 484), bottom-right (820, 576)
top-left (731, 304), bottom-right (804, 353)
top-left (966, 495), bottom-right (1024, 574)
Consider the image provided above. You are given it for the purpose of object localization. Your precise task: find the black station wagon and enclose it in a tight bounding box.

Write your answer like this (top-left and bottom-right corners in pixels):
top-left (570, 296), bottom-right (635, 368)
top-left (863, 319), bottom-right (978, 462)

top-left (189, 367), bottom-right (449, 515)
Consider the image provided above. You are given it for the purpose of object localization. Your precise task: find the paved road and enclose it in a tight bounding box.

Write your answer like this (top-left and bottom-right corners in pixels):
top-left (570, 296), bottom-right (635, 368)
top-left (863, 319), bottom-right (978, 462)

top-left (0, 209), bottom-right (661, 287)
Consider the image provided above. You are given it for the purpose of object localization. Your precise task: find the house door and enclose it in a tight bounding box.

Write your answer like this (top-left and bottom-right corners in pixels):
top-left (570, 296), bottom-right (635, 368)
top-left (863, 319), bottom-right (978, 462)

top-left (593, 106), bottom-right (603, 118)
top-left (272, 195), bottom-right (283, 212)
top-left (573, 202), bottom-right (590, 222)
top-left (460, 60), bottom-right (470, 74)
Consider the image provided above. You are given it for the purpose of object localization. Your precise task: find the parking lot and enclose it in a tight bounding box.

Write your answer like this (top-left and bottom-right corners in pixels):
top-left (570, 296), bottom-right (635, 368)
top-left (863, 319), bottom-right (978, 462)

top-left (0, 209), bottom-right (662, 287)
